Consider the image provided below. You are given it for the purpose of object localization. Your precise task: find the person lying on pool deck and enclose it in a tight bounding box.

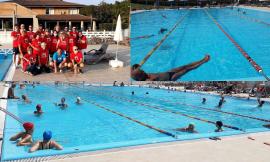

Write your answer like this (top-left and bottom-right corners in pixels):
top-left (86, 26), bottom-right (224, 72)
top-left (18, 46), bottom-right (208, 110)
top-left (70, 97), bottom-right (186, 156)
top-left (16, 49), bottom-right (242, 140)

top-left (21, 94), bottom-right (31, 103)
top-left (54, 97), bottom-right (68, 108)
top-left (131, 55), bottom-right (210, 81)
top-left (34, 104), bottom-right (43, 116)
top-left (7, 84), bottom-right (19, 99)
top-left (10, 122), bottom-right (34, 146)
top-left (29, 131), bottom-right (63, 153)
top-left (215, 121), bottom-right (223, 132)
top-left (50, 48), bottom-right (67, 73)
top-left (68, 46), bottom-right (84, 74)
top-left (174, 123), bottom-right (198, 133)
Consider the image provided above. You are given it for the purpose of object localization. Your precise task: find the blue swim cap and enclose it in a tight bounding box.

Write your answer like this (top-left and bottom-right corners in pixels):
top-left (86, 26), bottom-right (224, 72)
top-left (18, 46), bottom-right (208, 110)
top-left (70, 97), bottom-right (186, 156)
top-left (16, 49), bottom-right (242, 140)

top-left (43, 131), bottom-right (52, 141)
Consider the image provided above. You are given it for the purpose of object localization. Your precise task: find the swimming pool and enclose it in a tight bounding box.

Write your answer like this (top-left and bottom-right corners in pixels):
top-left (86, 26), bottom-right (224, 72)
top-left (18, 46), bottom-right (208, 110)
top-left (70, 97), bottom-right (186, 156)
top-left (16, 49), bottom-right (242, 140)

top-left (131, 7), bottom-right (270, 81)
top-left (0, 49), bottom-right (12, 80)
top-left (2, 84), bottom-right (270, 160)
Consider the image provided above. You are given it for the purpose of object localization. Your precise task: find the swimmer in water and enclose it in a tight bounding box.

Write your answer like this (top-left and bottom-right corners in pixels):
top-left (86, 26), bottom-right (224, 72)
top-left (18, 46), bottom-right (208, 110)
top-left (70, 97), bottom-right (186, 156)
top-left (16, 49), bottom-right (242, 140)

top-left (202, 98), bottom-right (206, 104)
top-left (7, 83), bottom-right (19, 99)
top-left (215, 121), bottom-right (223, 132)
top-left (146, 92), bottom-right (149, 94)
top-left (10, 122), bottom-right (34, 146)
top-left (131, 91), bottom-right (135, 95)
top-left (29, 131), bottom-right (63, 153)
top-left (22, 94), bottom-right (31, 103)
top-left (257, 99), bottom-right (265, 108)
top-left (174, 123), bottom-right (198, 133)
top-left (54, 97), bottom-right (68, 108)
top-left (131, 55), bottom-right (210, 81)
top-left (34, 104), bottom-right (43, 116)
top-left (217, 96), bottom-right (225, 108)
top-left (76, 97), bottom-right (81, 104)
top-left (159, 28), bottom-right (168, 34)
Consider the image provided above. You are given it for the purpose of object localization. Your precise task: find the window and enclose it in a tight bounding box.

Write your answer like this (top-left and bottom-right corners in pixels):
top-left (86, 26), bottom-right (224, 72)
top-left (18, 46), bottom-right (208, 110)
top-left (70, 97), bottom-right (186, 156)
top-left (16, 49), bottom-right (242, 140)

top-left (49, 8), bottom-right (54, 15)
top-left (69, 8), bottom-right (79, 15)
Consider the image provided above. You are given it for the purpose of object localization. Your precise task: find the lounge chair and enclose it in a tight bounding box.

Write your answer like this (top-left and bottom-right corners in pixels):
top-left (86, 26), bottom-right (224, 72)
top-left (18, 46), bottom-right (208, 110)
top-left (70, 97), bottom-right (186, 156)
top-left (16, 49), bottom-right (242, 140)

top-left (84, 43), bottom-right (111, 65)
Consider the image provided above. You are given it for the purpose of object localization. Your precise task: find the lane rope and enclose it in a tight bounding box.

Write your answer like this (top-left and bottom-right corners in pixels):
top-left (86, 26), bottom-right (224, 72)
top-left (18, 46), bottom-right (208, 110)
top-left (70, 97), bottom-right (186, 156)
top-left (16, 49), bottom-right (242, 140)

top-left (139, 10), bottom-right (190, 66)
top-left (77, 86), bottom-right (244, 132)
top-left (0, 107), bottom-right (24, 124)
top-left (204, 9), bottom-right (270, 81)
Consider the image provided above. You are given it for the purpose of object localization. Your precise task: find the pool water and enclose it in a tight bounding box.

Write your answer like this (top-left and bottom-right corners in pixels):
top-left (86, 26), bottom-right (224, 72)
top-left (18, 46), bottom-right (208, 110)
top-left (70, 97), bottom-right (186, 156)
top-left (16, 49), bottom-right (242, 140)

top-left (0, 50), bottom-right (12, 80)
top-left (2, 84), bottom-right (270, 160)
top-left (131, 8), bottom-right (270, 81)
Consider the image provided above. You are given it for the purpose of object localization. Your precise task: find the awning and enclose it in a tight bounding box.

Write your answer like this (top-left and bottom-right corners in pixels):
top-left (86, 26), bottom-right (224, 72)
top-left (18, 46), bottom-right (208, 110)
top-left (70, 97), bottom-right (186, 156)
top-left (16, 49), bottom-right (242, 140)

top-left (36, 14), bottom-right (92, 21)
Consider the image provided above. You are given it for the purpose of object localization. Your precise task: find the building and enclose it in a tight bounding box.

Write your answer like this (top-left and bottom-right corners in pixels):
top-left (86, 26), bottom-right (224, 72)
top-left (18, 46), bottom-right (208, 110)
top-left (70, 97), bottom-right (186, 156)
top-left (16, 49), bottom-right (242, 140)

top-left (0, 0), bottom-right (93, 31)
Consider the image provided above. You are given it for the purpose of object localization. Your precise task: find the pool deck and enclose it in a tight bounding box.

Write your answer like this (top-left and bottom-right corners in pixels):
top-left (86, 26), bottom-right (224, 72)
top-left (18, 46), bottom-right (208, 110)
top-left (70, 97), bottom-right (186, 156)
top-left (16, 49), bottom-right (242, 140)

top-left (1, 43), bottom-right (130, 84)
top-left (240, 5), bottom-right (270, 12)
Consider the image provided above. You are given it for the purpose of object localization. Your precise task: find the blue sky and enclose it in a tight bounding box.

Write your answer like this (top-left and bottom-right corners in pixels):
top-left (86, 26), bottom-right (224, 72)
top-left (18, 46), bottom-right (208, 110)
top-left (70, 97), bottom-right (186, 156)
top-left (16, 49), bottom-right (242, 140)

top-left (0, 0), bottom-right (122, 5)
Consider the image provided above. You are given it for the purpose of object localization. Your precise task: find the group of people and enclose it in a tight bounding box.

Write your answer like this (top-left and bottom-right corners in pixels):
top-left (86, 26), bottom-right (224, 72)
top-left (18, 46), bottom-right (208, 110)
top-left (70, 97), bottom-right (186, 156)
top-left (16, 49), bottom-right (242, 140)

top-left (11, 24), bottom-right (88, 75)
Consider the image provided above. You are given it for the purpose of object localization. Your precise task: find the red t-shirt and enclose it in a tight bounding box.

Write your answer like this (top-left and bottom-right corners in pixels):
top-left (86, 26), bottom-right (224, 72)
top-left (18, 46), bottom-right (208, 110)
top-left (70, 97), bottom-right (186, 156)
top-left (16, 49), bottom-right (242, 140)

top-left (11, 31), bottom-right (20, 47)
top-left (23, 53), bottom-right (36, 71)
top-left (38, 48), bottom-right (49, 65)
top-left (77, 35), bottom-right (87, 49)
top-left (70, 51), bottom-right (83, 63)
top-left (45, 35), bottom-right (52, 49)
top-left (27, 31), bottom-right (35, 41)
top-left (70, 31), bottom-right (78, 39)
top-left (31, 38), bottom-right (41, 56)
top-left (19, 35), bottom-right (30, 53)
top-left (58, 37), bottom-right (69, 51)
top-left (39, 37), bottom-right (46, 43)
top-left (50, 36), bottom-right (58, 53)
top-left (68, 36), bottom-right (77, 53)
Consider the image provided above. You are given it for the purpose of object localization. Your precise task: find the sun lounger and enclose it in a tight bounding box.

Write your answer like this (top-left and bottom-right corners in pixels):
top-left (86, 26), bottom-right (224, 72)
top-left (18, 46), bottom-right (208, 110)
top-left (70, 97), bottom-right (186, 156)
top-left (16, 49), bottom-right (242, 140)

top-left (84, 43), bottom-right (111, 65)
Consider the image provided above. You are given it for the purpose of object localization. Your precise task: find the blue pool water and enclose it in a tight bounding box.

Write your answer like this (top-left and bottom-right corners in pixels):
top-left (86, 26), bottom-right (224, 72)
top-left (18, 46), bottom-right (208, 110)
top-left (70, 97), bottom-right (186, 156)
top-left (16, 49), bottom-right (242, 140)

top-left (2, 84), bottom-right (270, 160)
top-left (0, 49), bottom-right (12, 80)
top-left (131, 8), bottom-right (270, 81)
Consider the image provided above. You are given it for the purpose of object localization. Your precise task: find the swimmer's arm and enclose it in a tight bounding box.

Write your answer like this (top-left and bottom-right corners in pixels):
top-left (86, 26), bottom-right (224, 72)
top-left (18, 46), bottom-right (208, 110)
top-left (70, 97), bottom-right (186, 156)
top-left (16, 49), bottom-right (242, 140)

top-left (17, 135), bottom-right (32, 146)
top-left (51, 141), bottom-right (63, 150)
top-left (174, 128), bottom-right (185, 131)
top-left (9, 132), bottom-right (23, 141)
top-left (29, 141), bottom-right (41, 153)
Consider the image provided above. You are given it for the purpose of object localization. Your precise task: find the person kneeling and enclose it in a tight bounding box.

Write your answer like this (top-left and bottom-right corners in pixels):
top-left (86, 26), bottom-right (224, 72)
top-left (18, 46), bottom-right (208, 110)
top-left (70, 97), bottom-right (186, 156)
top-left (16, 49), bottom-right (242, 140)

top-left (50, 48), bottom-right (67, 73)
top-left (22, 47), bottom-right (40, 76)
top-left (29, 131), bottom-right (63, 153)
top-left (68, 46), bottom-right (84, 74)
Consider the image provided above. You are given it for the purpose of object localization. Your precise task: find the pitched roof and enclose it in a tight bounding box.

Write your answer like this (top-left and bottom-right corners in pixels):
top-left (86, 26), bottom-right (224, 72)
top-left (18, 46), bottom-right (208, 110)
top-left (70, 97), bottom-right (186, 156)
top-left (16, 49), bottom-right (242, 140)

top-left (5, 0), bottom-right (85, 8)
top-left (37, 14), bottom-right (92, 21)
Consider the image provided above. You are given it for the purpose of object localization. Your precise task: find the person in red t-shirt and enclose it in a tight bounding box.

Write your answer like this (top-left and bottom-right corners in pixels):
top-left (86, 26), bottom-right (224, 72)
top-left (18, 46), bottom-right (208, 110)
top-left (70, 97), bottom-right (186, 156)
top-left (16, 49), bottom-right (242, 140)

top-left (67, 32), bottom-right (76, 54)
top-left (27, 25), bottom-right (35, 42)
top-left (50, 30), bottom-right (59, 56)
top-left (77, 31), bottom-right (87, 53)
top-left (22, 47), bottom-right (40, 76)
top-left (38, 42), bottom-right (51, 73)
top-left (11, 24), bottom-right (20, 65)
top-left (19, 31), bottom-right (30, 58)
top-left (40, 32), bottom-right (47, 44)
top-left (44, 29), bottom-right (52, 52)
top-left (57, 32), bottom-right (69, 53)
top-left (69, 27), bottom-right (78, 39)
top-left (29, 34), bottom-right (41, 58)
top-left (35, 24), bottom-right (44, 36)
top-left (69, 46), bottom-right (84, 74)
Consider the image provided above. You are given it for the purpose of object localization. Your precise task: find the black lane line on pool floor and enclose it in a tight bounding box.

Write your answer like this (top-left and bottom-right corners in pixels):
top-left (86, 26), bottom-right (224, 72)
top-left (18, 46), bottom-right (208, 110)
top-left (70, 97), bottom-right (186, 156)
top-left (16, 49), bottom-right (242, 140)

top-left (87, 86), bottom-right (270, 123)
top-left (204, 9), bottom-right (270, 81)
top-left (227, 9), bottom-right (270, 27)
top-left (139, 10), bottom-right (190, 66)
top-left (75, 86), bottom-right (244, 132)
top-left (52, 86), bottom-right (178, 139)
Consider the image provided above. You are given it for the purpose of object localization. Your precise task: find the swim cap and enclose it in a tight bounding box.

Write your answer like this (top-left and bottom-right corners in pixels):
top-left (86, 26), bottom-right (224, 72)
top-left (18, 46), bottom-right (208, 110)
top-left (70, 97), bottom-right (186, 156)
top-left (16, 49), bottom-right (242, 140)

top-left (77, 97), bottom-right (81, 100)
top-left (43, 131), bottom-right (52, 141)
top-left (36, 104), bottom-right (42, 109)
top-left (23, 122), bottom-right (34, 131)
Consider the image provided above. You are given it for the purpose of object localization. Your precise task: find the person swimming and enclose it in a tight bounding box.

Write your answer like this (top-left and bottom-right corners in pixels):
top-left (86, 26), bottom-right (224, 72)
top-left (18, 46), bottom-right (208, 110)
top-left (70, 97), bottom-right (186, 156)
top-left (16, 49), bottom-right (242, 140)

top-left (113, 81), bottom-right (117, 86)
top-left (174, 123), bottom-right (198, 133)
top-left (10, 122), bottom-right (34, 146)
top-left (76, 97), bottom-right (81, 104)
top-left (54, 97), bottom-right (68, 108)
top-left (34, 104), bottom-right (43, 115)
top-left (131, 91), bottom-right (135, 95)
top-left (202, 98), bottom-right (206, 104)
top-left (257, 99), bottom-right (265, 108)
top-left (29, 131), bottom-right (63, 153)
top-left (146, 92), bottom-right (149, 94)
top-left (131, 55), bottom-right (210, 81)
top-left (215, 121), bottom-right (223, 132)
top-left (159, 28), bottom-right (168, 34)
top-left (120, 82), bottom-right (125, 87)
top-left (217, 96), bottom-right (225, 108)
top-left (22, 94), bottom-right (31, 103)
